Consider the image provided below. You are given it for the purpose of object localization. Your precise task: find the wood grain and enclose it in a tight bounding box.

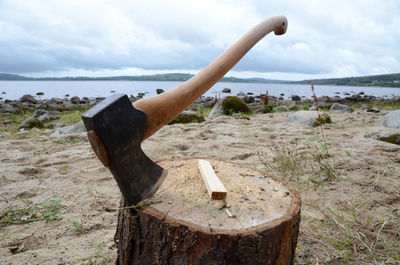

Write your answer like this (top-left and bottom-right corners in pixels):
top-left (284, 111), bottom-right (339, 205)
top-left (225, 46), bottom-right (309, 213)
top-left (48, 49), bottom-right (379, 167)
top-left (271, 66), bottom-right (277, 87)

top-left (198, 159), bottom-right (227, 199)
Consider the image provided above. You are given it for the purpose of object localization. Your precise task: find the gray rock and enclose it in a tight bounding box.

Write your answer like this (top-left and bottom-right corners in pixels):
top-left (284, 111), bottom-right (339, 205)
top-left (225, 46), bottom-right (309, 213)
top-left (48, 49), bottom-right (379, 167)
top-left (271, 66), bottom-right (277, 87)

top-left (71, 96), bottom-right (80, 104)
top-left (222, 88), bottom-right (231, 93)
top-left (372, 131), bottom-right (400, 145)
top-left (252, 105), bottom-right (273, 114)
top-left (291, 95), bottom-right (301, 101)
top-left (288, 104), bottom-right (298, 111)
top-left (1, 103), bottom-right (19, 113)
top-left (19, 94), bottom-right (37, 104)
top-left (62, 101), bottom-right (75, 111)
top-left (231, 113), bottom-right (250, 120)
top-left (382, 110), bottom-right (400, 129)
top-left (36, 111), bottom-right (60, 123)
top-left (242, 96), bottom-right (255, 104)
top-left (208, 96), bottom-right (251, 119)
top-left (274, 105), bottom-right (290, 112)
top-left (33, 109), bottom-right (46, 118)
top-left (169, 111), bottom-right (205, 124)
top-left (0, 131), bottom-right (11, 138)
top-left (156, 89), bottom-right (164, 94)
top-left (36, 92), bottom-right (44, 96)
top-left (51, 120), bottom-right (86, 136)
top-left (329, 103), bottom-right (354, 113)
top-left (19, 118), bottom-right (44, 129)
top-left (366, 108), bottom-right (380, 113)
top-left (287, 111), bottom-right (331, 127)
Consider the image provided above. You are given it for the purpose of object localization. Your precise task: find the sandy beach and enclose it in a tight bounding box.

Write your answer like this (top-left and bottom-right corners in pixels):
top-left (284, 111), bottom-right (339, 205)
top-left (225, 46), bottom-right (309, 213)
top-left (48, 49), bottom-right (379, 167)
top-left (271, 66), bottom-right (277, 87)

top-left (1, 108), bottom-right (400, 264)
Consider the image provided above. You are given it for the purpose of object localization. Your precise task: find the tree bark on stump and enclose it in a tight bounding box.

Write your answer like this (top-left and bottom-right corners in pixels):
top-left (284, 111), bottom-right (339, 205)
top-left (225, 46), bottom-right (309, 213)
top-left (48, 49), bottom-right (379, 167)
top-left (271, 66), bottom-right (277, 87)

top-left (115, 158), bottom-right (301, 265)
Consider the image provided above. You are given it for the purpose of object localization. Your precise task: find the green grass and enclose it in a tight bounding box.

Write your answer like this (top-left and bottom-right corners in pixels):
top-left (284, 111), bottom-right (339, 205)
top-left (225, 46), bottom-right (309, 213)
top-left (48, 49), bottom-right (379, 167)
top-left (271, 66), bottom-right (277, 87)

top-left (0, 198), bottom-right (62, 224)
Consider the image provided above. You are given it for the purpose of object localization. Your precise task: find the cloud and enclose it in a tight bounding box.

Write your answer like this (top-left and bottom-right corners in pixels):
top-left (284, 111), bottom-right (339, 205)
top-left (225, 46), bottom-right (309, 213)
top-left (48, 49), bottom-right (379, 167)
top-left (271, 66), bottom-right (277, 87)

top-left (0, 0), bottom-right (399, 79)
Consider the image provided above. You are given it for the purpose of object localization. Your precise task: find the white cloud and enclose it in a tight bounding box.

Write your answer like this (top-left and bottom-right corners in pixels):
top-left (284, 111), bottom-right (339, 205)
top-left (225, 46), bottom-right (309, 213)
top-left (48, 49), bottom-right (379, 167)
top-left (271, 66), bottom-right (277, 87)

top-left (0, 0), bottom-right (399, 80)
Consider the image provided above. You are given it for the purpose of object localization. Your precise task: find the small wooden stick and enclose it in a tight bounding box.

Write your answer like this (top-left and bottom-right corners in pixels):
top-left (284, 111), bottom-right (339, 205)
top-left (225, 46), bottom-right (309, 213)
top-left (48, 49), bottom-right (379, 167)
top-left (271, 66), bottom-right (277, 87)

top-left (198, 159), bottom-right (227, 200)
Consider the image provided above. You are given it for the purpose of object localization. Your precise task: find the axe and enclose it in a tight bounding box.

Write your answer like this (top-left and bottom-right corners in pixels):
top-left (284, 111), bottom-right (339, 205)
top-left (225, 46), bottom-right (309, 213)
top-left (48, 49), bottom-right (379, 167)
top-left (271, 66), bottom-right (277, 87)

top-left (82, 16), bottom-right (288, 206)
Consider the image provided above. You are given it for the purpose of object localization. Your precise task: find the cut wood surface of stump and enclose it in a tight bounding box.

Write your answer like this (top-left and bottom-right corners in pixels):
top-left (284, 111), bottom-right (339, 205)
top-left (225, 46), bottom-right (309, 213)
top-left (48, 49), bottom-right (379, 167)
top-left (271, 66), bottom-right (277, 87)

top-left (115, 158), bottom-right (301, 265)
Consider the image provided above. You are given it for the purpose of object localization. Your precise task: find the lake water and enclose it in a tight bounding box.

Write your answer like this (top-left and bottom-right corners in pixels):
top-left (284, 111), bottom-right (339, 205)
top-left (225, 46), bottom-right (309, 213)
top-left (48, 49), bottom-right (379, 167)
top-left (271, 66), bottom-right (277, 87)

top-left (0, 80), bottom-right (399, 100)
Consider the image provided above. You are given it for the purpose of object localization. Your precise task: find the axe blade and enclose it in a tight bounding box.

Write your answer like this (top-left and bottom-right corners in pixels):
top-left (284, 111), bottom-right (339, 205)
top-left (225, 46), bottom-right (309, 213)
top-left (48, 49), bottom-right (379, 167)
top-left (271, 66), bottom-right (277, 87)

top-left (82, 94), bottom-right (167, 206)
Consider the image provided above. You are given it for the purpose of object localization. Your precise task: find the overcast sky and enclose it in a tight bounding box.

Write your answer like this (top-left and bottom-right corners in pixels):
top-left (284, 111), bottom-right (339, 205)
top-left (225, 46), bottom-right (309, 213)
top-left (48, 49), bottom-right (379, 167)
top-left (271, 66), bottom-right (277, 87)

top-left (0, 0), bottom-right (399, 80)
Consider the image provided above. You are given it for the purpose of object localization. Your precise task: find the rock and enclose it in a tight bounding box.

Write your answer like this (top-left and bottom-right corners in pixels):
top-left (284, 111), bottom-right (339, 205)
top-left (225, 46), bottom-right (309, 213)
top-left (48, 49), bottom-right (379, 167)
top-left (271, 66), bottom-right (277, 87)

top-left (156, 89), bottom-right (165, 94)
top-left (372, 131), bottom-right (400, 145)
top-left (359, 91), bottom-right (365, 95)
top-left (71, 96), bottom-right (80, 104)
top-left (65, 94), bottom-right (70, 97)
top-left (382, 110), bottom-right (400, 129)
top-left (34, 110), bottom-right (59, 123)
top-left (1, 103), bottom-right (19, 113)
top-left (344, 92), bottom-right (350, 96)
top-left (231, 113), bottom-right (250, 120)
top-left (208, 96), bottom-right (251, 119)
top-left (329, 103), bottom-right (354, 113)
top-left (169, 111), bottom-right (205, 125)
top-left (222, 88), bottom-right (231, 93)
top-left (291, 95), bottom-right (301, 101)
top-left (0, 131), bottom-right (11, 138)
top-left (252, 105), bottom-right (273, 114)
top-left (366, 108), bottom-right (380, 113)
top-left (242, 96), bottom-right (255, 104)
top-left (36, 92), bottom-right (44, 96)
top-left (80, 97), bottom-right (90, 104)
top-left (237, 92), bottom-right (246, 97)
top-left (19, 94), bottom-right (38, 104)
top-left (51, 120), bottom-right (86, 136)
top-left (288, 103), bottom-right (298, 111)
top-left (19, 118), bottom-right (44, 129)
top-left (62, 101), bottom-right (75, 111)
top-left (287, 111), bottom-right (331, 127)
top-left (274, 105), bottom-right (290, 112)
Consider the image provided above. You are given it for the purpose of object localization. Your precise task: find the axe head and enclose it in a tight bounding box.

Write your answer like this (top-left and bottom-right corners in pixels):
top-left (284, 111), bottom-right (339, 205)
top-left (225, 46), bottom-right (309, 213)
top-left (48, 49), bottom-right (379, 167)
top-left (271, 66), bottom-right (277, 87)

top-left (82, 94), bottom-right (167, 206)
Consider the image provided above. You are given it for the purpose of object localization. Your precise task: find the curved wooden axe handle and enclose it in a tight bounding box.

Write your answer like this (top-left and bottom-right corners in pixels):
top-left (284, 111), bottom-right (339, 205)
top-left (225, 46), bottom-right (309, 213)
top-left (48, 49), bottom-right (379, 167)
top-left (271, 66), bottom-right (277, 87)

top-left (133, 16), bottom-right (288, 139)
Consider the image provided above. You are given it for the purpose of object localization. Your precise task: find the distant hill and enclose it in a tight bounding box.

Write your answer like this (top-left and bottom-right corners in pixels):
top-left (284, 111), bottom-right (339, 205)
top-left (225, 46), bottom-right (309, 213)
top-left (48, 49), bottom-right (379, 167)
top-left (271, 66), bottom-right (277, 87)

top-left (0, 72), bottom-right (285, 83)
top-left (293, 73), bottom-right (400, 88)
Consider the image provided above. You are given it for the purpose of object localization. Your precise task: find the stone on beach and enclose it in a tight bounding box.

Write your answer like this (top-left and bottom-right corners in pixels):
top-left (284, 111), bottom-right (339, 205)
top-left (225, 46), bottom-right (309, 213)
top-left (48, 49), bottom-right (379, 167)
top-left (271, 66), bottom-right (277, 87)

top-left (208, 96), bottom-right (251, 119)
top-left (382, 110), bottom-right (400, 129)
top-left (329, 103), bottom-right (354, 113)
top-left (286, 110), bottom-right (331, 127)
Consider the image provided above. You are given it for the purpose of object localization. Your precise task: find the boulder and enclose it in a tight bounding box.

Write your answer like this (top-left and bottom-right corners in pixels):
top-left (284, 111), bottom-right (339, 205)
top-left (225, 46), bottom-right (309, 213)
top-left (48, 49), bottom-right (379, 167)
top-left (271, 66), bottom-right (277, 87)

top-left (287, 111), bottom-right (331, 127)
top-left (51, 120), bottom-right (86, 136)
top-left (222, 88), bottom-right (231, 93)
top-left (1, 103), bottom-right (19, 114)
top-left (36, 92), bottom-right (44, 96)
top-left (71, 96), bottom-right (80, 104)
top-left (372, 131), bottom-right (400, 145)
top-left (19, 118), bottom-right (44, 129)
top-left (19, 94), bottom-right (37, 104)
top-left (288, 103), bottom-right (298, 111)
top-left (208, 96), bottom-right (251, 119)
top-left (252, 105), bottom-right (273, 114)
top-left (274, 105), bottom-right (290, 112)
top-left (291, 95), bottom-right (301, 101)
top-left (33, 110), bottom-right (60, 123)
top-left (329, 103), bottom-right (354, 113)
top-left (156, 89), bottom-right (165, 94)
top-left (231, 113), bottom-right (250, 120)
top-left (241, 95), bottom-right (255, 104)
top-left (169, 111), bottom-right (205, 125)
top-left (382, 110), bottom-right (400, 129)
top-left (366, 108), bottom-right (380, 113)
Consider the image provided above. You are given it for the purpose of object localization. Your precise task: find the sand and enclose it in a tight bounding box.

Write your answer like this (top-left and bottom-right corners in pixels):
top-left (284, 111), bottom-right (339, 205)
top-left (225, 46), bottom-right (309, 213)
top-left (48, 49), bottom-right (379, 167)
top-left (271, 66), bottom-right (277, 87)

top-left (1, 110), bottom-right (399, 264)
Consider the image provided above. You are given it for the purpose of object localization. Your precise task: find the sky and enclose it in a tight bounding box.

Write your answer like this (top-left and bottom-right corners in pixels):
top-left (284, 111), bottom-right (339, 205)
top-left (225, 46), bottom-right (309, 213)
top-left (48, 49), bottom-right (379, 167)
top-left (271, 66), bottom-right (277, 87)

top-left (0, 0), bottom-right (399, 81)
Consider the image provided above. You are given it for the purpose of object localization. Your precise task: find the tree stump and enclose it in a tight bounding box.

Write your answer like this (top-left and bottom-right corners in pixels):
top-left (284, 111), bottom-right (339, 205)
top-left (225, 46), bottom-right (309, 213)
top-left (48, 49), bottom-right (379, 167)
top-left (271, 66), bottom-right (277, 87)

top-left (115, 158), bottom-right (301, 265)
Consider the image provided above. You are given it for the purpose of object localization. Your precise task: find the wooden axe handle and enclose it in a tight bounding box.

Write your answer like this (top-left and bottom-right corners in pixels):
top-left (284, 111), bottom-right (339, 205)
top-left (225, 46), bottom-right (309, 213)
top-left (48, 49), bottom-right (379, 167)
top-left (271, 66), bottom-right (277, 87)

top-left (133, 16), bottom-right (288, 140)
